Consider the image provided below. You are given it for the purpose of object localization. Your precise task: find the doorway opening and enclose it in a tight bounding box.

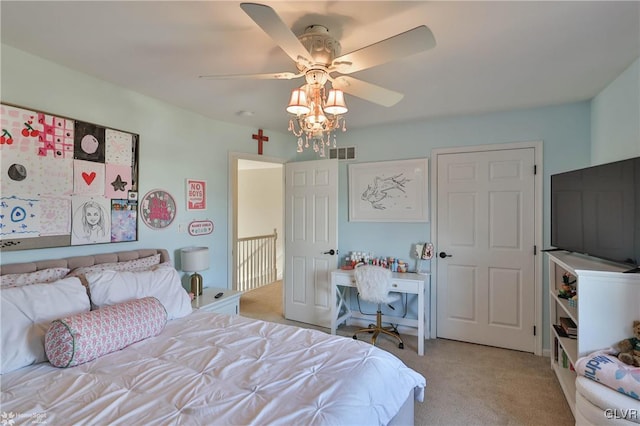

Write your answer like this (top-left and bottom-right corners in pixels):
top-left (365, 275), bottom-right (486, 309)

top-left (231, 155), bottom-right (284, 320)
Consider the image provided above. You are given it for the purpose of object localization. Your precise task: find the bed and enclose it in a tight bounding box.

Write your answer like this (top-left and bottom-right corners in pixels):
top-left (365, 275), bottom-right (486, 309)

top-left (0, 249), bottom-right (426, 425)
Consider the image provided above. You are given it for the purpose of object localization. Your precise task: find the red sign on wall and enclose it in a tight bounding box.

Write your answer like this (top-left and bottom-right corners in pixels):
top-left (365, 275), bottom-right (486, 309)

top-left (186, 179), bottom-right (206, 211)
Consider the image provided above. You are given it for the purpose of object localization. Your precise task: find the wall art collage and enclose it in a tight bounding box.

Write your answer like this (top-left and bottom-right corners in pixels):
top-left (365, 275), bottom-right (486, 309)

top-left (0, 103), bottom-right (139, 251)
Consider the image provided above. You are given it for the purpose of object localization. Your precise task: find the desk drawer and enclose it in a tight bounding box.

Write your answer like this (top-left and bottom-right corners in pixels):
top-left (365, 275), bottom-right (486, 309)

top-left (334, 272), bottom-right (355, 286)
top-left (334, 272), bottom-right (420, 293)
top-left (389, 279), bottom-right (419, 293)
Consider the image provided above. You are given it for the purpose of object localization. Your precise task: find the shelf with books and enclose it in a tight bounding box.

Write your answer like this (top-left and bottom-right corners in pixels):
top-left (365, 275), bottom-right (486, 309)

top-left (547, 251), bottom-right (640, 419)
top-left (551, 336), bottom-right (577, 410)
top-left (551, 324), bottom-right (577, 363)
top-left (559, 316), bottom-right (577, 336)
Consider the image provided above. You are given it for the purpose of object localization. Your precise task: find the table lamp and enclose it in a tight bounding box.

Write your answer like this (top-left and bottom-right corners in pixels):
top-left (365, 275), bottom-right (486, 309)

top-left (180, 246), bottom-right (209, 296)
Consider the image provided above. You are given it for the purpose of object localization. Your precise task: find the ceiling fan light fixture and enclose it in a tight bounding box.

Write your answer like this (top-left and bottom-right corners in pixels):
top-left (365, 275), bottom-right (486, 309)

top-left (206, 3), bottom-right (437, 158)
top-left (286, 88), bottom-right (310, 115)
top-left (324, 89), bottom-right (348, 115)
top-left (305, 69), bottom-right (329, 86)
top-left (287, 79), bottom-right (347, 157)
top-left (305, 101), bottom-right (327, 125)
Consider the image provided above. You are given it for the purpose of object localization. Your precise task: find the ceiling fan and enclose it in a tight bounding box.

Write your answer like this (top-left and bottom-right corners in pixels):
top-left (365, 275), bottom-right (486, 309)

top-left (200, 2), bottom-right (436, 108)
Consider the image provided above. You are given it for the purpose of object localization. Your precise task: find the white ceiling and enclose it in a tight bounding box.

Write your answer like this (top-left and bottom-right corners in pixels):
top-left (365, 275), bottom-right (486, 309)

top-left (1, 1), bottom-right (639, 134)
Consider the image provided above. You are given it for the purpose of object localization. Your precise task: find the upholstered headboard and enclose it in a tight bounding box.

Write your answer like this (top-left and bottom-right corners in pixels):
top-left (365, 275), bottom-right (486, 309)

top-left (0, 249), bottom-right (171, 276)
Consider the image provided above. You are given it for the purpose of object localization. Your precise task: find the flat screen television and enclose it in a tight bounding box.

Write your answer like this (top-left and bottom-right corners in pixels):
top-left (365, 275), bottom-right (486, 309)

top-left (550, 156), bottom-right (640, 269)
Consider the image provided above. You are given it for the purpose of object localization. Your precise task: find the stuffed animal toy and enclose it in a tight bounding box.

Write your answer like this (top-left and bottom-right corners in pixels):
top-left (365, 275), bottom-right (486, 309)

top-left (612, 320), bottom-right (640, 367)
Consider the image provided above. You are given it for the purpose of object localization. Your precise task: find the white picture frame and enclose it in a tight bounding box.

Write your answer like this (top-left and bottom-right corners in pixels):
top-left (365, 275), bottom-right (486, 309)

top-left (348, 158), bottom-right (429, 222)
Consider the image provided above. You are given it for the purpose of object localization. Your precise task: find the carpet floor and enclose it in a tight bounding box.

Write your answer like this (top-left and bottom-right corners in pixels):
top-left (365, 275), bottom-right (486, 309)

top-left (240, 281), bottom-right (575, 426)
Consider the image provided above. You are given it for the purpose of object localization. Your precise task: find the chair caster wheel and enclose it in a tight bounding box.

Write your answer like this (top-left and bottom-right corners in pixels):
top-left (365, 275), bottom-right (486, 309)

top-left (398, 343), bottom-right (404, 349)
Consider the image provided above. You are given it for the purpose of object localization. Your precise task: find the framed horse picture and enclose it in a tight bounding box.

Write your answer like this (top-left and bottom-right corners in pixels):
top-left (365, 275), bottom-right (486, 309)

top-left (348, 158), bottom-right (428, 222)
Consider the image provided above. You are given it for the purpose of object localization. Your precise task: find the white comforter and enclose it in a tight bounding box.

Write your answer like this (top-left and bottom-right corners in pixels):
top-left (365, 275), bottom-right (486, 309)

top-left (1, 311), bottom-right (425, 425)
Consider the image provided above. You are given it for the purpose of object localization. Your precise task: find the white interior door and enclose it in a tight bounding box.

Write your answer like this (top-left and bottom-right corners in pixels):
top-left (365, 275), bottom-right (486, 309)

top-left (436, 147), bottom-right (536, 352)
top-left (284, 159), bottom-right (338, 327)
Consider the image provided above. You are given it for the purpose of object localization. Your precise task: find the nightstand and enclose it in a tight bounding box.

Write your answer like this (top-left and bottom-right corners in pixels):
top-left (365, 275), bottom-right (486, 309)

top-left (191, 287), bottom-right (242, 315)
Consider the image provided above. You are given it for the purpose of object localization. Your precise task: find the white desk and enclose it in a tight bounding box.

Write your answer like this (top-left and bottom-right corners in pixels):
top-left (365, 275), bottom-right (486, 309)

top-left (330, 269), bottom-right (430, 356)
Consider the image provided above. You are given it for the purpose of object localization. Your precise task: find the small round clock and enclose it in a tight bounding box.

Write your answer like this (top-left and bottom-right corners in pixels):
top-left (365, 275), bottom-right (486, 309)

top-left (140, 189), bottom-right (176, 229)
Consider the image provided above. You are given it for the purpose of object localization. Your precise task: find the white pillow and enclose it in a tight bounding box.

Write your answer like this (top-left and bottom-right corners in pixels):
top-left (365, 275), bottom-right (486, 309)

top-left (1, 267), bottom-right (70, 288)
top-left (66, 254), bottom-right (163, 288)
top-left (86, 268), bottom-right (192, 320)
top-left (0, 277), bottom-right (90, 374)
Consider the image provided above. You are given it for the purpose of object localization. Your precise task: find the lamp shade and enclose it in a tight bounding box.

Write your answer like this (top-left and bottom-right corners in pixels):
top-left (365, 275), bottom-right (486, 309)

top-left (180, 247), bottom-right (210, 273)
top-left (324, 89), bottom-right (348, 115)
top-left (286, 88), bottom-right (310, 115)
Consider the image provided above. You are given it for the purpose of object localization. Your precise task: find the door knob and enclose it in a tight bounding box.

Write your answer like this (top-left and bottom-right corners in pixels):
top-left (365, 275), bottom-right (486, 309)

top-left (323, 249), bottom-right (337, 255)
top-left (439, 251), bottom-right (452, 258)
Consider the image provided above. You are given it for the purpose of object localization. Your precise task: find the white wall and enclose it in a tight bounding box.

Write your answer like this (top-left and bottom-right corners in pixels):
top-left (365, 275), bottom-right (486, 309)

top-left (591, 57), bottom-right (640, 164)
top-left (238, 166), bottom-right (284, 280)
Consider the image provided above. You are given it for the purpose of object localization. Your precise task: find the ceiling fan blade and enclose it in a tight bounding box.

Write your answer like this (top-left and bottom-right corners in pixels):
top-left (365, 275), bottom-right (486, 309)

top-left (331, 76), bottom-right (404, 107)
top-left (330, 25), bottom-right (436, 74)
top-left (199, 71), bottom-right (302, 80)
top-left (240, 3), bottom-right (312, 68)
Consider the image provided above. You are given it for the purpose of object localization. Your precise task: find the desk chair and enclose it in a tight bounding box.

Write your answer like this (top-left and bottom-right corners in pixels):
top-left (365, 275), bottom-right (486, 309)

top-left (352, 264), bottom-right (404, 349)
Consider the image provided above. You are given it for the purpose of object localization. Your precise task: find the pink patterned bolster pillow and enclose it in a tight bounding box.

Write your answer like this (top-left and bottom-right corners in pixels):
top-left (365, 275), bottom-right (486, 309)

top-left (45, 297), bottom-right (167, 368)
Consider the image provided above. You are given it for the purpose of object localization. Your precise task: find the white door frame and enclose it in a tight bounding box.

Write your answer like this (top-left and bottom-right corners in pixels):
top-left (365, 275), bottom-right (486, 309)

top-left (430, 141), bottom-right (543, 355)
top-left (227, 152), bottom-right (286, 291)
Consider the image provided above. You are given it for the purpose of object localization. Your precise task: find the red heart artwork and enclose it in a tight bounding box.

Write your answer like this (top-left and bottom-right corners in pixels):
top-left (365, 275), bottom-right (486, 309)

top-left (82, 171), bottom-right (96, 185)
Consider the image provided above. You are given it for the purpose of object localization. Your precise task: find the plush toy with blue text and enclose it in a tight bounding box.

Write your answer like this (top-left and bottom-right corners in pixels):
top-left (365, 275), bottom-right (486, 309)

top-left (612, 320), bottom-right (640, 367)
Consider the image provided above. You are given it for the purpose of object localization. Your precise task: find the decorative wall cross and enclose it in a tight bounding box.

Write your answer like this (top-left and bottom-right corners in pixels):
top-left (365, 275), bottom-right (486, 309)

top-left (252, 129), bottom-right (269, 155)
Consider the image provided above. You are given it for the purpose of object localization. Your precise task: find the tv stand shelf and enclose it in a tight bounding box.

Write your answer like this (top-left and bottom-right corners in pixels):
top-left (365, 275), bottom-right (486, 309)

top-left (547, 251), bottom-right (640, 418)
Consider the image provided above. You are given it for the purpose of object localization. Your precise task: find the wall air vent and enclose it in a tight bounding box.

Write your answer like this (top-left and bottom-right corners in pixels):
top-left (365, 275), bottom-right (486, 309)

top-left (329, 147), bottom-right (356, 160)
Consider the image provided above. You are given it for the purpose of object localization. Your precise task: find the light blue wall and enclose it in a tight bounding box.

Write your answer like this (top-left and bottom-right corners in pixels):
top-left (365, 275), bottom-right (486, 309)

top-left (336, 105), bottom-right (591, 262)
top-left (0, 45), bottom-right (296, 289)
top-left (333, 103), bottom-right (591, 347)
top-left (6, 43), bottom-right (630, 354)
top-left (591, 57), bottom-right (640, 164)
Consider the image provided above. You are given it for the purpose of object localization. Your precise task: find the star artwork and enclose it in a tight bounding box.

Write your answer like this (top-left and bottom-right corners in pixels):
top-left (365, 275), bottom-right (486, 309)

top-left (110, 174), bottom-right (127, 192)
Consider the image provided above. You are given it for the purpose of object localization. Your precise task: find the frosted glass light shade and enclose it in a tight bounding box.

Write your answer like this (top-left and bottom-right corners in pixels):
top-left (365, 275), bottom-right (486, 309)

top-left (180, 247), bottom-right (210, 272)
top-left (305, 103), bottom-right (327, 124)
top-left (324, 89), bottom-right (348, 115)
top-left (286, 88), bottom-right (310, 115)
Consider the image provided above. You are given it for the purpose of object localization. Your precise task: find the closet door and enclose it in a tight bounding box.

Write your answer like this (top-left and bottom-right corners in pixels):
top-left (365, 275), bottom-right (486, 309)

top-left (436, 147), bottom-right (536, 352)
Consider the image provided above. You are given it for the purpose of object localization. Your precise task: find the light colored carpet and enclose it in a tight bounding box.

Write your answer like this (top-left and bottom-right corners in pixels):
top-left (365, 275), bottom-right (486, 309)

top-left (240, 281), bottom-right (574, 426)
